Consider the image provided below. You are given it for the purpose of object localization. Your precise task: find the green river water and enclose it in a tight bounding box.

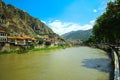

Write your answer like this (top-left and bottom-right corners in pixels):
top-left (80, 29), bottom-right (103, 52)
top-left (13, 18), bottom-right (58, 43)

top-left (0, 46), bottom-right (111, 80)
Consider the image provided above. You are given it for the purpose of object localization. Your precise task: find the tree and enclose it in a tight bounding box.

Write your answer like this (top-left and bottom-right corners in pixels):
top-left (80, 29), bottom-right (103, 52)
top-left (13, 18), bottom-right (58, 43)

top-left (38, 38), bottom-right (44, 45)
top-left (35, 37), bottom-right (44, 45)
top-left (93, 0), bottom-right (120, 44)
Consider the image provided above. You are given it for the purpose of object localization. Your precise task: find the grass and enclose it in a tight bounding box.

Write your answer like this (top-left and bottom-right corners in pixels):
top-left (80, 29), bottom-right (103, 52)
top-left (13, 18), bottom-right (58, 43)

top-left (0, 50), bottom-right (19, 54)
top-left (0, 46), bottom-right (63, 54)
top-left (32, 46), bottom-right (62, 51)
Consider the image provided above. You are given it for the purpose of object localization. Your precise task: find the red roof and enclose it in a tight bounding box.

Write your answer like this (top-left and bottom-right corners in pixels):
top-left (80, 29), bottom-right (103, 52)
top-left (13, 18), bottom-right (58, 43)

top-left (7, 36), bottom-right (16, 39)
top-left (0, 30), bottom-right (5, 33)
top-left (22, 36), bottom-right (31, 39)
top-left (8, 35), bottom-right (36, 40)
top-left (16, 36), bottom-right (32, 40)
top-left (16, 36), bottom-right (25, 40)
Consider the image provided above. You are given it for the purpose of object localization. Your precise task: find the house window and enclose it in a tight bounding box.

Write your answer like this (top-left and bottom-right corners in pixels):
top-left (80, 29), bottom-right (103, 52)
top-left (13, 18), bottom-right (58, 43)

top-left (0, 33), bottom-right (2, 36)
top-left (1, 33), bottom-right (3, 36)
top-left (0, 33), bottom-right (1, 36)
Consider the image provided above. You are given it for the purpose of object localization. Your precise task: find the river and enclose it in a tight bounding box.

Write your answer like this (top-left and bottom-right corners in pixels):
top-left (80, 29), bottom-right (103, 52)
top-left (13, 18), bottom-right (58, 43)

top-left (0, 46), bottom-right (111, 80)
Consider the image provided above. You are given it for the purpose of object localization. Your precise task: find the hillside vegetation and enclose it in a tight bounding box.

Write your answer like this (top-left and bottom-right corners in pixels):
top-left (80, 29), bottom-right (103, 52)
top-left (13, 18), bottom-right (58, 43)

top-left (62, 29), bottom-right (92, 40)
top-left (87, 0), bottom-right (120, 44)
top-left (0, 1), bottom-right (59, 38)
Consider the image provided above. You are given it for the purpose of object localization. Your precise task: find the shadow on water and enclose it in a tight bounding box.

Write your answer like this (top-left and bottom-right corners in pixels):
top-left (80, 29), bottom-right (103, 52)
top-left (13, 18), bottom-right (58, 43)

top-left (82, 58), bottom-right (112, 73)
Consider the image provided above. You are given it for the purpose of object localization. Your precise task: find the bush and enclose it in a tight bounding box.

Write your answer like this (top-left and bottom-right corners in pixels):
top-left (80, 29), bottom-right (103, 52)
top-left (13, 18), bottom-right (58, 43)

top-left (45, 41), bottom-right (51, 46)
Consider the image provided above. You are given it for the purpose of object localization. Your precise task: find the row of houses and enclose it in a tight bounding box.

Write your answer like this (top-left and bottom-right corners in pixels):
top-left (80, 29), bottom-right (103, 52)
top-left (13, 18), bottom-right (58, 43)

top-left (0, 29), bottom-right (37, 46)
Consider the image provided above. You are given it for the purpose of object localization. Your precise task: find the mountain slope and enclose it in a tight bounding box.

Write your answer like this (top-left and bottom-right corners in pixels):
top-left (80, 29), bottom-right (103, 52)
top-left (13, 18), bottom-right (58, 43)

top-left (62, 29), bottom-right (92, 40)
top-left (0, 1), bottom-right (56, 37)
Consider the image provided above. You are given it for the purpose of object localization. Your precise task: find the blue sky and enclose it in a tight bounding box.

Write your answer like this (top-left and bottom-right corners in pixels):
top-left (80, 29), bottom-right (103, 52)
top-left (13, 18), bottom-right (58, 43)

top-left (3, 0), bottom-right (111, 35)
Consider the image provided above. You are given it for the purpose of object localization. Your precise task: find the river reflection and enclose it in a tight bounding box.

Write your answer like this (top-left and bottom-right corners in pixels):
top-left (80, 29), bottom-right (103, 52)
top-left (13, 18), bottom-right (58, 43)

top-left (0, 47), bottom-right (111, 80)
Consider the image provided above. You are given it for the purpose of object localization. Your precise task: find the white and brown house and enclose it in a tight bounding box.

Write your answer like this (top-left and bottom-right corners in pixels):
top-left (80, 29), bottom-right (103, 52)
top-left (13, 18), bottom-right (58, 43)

top-left (0, 29), bottom-right (37, 46)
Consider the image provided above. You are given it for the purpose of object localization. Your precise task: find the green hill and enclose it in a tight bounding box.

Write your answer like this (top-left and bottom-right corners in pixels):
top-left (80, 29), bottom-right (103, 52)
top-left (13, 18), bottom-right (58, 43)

top-left (62, 29), bottom-right (92, 40)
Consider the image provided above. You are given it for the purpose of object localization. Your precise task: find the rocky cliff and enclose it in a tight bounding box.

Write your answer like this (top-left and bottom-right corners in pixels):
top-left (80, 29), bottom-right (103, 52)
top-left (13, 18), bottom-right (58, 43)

top-left (0, 1), bottom-right (57, 38)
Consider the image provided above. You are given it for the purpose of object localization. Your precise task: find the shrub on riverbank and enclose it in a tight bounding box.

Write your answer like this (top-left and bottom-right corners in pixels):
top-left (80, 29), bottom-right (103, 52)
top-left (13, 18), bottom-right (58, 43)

top-left (0, 45), bottom-right (63, 54)
top-left (32, 46), bottom-right (62, 51)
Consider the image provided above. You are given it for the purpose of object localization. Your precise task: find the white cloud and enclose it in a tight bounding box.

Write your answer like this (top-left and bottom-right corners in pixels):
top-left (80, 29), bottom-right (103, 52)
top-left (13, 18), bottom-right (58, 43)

top-left (41, 20), bottom-right (46, 24)
top-left (48, 20), bottom-right (95, 35)
top-left (90, 20), bottom-right (95, 25)
top-left (93, 9), bottom-right (97, 13)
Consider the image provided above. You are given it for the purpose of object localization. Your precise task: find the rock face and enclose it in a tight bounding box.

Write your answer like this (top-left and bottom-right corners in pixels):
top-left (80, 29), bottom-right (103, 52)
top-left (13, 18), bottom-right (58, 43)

top-left (0, 1), bottom-right (56, 37)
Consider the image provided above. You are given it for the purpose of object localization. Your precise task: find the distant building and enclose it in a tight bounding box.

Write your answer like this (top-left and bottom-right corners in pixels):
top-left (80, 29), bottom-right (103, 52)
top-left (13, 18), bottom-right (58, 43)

top-left (7, 36), bottom-right (16, 44)
top-left (8, 36), bottom-right (37, 46)
top-left (15, 36), bottom-right (26, 46)
top-left (0, 29), bottom-right (37, 45)
top-left (0, 30), bottom-right (7, 43)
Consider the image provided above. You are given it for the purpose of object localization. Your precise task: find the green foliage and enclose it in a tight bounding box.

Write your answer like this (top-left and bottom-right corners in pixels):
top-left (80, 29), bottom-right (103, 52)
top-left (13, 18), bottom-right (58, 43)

top-left (37, 38), bottom-right (44, 45)
top-left (29, 43), bottom-right (35, 49)
top-left (84, 35), bottom-right (96, 43)
top-left (18, 46), bottom-right (28, 53)
top-left (62, 29), bottom-right (92, 40)
top-left (93, 0), bottom-right (120, 44)
top-left (32, 46), bottom-right (62, 51)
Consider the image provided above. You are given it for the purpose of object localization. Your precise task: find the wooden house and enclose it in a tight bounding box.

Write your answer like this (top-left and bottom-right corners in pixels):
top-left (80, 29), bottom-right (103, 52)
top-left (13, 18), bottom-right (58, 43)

top-left (22, 36), bottom-right (32, 46)
top-left (15, 36), bottom-right (26, 46)
top-left (32, 38), bottom-right (38, 44)
top-left (8, 36), bottom-right (37, 46)
top-left (7, 36), bottom-right (16, 45)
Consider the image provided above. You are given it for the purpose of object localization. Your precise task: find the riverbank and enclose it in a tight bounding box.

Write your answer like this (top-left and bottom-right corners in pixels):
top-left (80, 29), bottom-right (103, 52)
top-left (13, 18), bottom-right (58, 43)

top-left (32, 46), bottom-right (63, 51)
top-left (89, 44), bottom-right (119, 80)
top-left (0, 45), bottom-right (64, 54)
